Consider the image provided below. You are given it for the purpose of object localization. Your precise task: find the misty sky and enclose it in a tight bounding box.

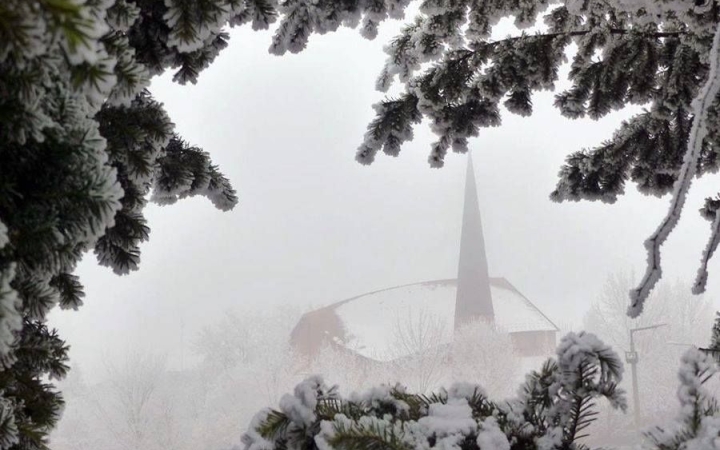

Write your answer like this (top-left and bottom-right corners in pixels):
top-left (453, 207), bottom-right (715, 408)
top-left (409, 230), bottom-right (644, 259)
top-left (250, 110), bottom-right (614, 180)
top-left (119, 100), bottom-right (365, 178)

top-left (49, 18), bottom-right (720, 379)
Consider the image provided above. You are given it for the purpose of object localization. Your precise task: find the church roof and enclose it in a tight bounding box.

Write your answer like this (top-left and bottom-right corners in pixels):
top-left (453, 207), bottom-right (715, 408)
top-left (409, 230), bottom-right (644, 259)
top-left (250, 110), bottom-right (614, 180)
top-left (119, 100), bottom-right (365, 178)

top-left (290, 155), bottom-right (558, 362)
top-left (291, 278), bottom-right (558, 362)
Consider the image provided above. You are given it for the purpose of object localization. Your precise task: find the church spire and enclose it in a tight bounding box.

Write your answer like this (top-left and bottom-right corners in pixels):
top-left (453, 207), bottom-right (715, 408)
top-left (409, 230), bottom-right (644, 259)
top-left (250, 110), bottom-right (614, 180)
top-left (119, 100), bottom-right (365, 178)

top-left (454, 153), bottom-right (494, 330)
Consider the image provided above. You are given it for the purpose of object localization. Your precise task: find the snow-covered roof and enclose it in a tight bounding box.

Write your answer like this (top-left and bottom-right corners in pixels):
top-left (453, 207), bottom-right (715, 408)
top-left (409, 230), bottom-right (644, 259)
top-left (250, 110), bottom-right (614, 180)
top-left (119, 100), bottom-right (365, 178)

top-left (291, 159), bottom-right (558, 362)
top-left (293, 278), bottom-right (557, 362)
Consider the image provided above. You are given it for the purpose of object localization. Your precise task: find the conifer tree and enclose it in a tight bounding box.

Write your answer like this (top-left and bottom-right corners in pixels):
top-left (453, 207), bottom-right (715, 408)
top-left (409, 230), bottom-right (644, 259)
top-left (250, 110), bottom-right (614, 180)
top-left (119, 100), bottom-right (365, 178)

top-left (644, 348), bottom-right (720, 450)
top-left (0, 0), bottom-right (241, 447)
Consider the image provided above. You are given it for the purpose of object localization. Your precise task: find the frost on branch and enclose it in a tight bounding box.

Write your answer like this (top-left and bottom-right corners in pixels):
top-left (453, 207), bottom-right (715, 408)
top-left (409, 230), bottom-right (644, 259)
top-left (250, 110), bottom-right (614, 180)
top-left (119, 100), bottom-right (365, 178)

top-left (694, 208), bottom-right (720, 295)
top-left (356, 93), bottom-right (421, 165)
top-left (268, 0), bottom-right (413, 56)
top-left (629, 22), bottom-right (720, 317)
top-left (0, 396), bottom-right (19, 450)
top-left (272, 0), bottom-right (720, 310)
top-left (244, 332), bottom-right (626, 450)
top-left (0, 222), bottom-right (7, 251)
top-left (646, 348), bottom-right (720, 450)
top-left (152, 137), bottom-right (239, 212)
top-left (1, 0), bottom-right (242, 444)
top-left (0, 266), bottom-right (21, 359)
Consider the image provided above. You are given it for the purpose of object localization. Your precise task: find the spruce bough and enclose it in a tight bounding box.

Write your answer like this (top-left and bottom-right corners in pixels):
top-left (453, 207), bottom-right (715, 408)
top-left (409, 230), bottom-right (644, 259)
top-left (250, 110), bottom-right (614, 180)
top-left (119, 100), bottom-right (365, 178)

top-left (243, 332), bottom-right (627, 450)
top-left (0, 0), bottom-right (239, 447)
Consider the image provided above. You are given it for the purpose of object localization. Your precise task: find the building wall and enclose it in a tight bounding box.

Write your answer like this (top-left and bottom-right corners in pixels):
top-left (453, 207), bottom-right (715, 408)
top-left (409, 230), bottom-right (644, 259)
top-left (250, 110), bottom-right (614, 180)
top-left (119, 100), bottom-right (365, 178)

top-left (291, 308), bottom-right (344, 356)
top-left (510, 330), bottom-right (557, 357)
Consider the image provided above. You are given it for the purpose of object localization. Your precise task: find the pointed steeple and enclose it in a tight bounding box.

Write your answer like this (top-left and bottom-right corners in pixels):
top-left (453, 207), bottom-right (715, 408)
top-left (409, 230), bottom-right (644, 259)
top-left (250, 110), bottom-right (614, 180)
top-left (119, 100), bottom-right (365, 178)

top-left (454, 153), bottom-right (494, 330)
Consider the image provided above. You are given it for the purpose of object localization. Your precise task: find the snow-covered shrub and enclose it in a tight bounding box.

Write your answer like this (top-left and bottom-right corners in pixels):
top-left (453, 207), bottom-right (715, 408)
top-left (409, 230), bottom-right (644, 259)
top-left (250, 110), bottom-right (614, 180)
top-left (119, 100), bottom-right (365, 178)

top-left (243, 332), bottom-right (627, 450)
top-left (450, 320), bottom-right (520, 399)
top-left (645, 348), bottom-right (720, 450)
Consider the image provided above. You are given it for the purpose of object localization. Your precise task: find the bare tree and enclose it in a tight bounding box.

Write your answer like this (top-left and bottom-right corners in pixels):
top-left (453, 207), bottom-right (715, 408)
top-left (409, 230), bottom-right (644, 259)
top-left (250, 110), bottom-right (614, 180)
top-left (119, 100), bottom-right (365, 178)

top-left (50, 366), bottom-right (95, 450)
top-left (450, 320), bottom-right (520, 399)
top-left (193, 310), bottom-right (253, 373)
top-left (90, 350), bottom-right (174, 450)
top-left (387, 310), bottom-right (523, 395)
top-left (583, 273), bottom-right (715, 436)
top-left (53, 307), bottom-right (310, 450)
top-left (310, 342), bottom-right (396, 395)
top-left (190, 308), bottom-right (305, 449)
top-left (389, 310), bottom-right (451, 393)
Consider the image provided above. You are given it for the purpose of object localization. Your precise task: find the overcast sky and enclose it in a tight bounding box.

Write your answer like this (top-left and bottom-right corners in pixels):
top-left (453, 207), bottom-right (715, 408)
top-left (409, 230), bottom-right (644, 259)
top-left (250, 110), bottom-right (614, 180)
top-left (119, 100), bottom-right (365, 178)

top-left (49, 18), bottom-right (720, 380)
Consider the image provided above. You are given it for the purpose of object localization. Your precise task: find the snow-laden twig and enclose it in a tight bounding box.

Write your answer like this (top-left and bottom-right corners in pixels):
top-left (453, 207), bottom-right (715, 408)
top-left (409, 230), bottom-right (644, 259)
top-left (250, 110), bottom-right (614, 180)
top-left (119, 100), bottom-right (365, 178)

top-left (693, 211), bottom-right (720, 294)
top-left (629, 23), bottom-right (720, 317)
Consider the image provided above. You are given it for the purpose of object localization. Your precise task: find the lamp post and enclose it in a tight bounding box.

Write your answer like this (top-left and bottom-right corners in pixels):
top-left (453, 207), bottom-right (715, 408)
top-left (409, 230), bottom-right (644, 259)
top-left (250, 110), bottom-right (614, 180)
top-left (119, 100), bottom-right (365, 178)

top-left (626, 323), bottom-right (668, 428)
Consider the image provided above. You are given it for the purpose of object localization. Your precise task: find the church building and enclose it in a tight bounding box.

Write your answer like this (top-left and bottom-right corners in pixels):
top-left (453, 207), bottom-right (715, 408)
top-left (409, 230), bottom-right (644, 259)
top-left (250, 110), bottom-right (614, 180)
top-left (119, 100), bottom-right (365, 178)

top-left (291, 156), bottom-right (558, 361)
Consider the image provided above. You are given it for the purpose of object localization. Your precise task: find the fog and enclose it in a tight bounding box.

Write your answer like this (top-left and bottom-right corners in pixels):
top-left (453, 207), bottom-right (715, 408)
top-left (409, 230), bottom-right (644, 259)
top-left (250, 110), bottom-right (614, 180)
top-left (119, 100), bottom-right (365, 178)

top-left (48, 15), bottom-right (720, 450)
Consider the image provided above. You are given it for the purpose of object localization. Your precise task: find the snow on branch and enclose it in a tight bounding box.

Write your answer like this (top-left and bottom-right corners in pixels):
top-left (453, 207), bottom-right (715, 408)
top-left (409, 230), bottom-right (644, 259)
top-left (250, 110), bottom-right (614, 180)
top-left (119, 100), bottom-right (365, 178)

top-left (629, 23), bottom-right (720, 318)
top-left (694, 211), bottom-right (720, 294)
top-left (0, 265), bottom-right (21, 361)
top-left (244, 332), bottom-right (626, 450)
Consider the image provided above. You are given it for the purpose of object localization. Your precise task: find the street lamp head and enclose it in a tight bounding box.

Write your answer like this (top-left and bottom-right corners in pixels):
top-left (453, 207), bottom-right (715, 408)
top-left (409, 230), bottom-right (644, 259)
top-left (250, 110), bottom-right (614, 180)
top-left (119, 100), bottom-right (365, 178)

top-left (630, 323), bottom-right (669, 334)
top-left (666, 341), bottom-right (696, 347)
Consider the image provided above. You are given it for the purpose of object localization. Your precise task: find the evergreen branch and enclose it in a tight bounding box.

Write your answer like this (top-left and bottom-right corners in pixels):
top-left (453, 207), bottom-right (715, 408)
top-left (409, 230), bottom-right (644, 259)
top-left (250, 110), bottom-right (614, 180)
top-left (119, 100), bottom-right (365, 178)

top-left (385, 389), bottom-right (427, 421)
top-left (466, 390), bottom-right (496, 419)
top-left (418, 392), bottom-right (448, 407)
top-left (629, 22), bottom-right (720, 317)
top-left (693, 207), bottom-right (720, 293)
top-left (48, 273), bottom-right (84, 310)
top-left (478, 28), bottom-right (685, 49)
top-left (566, 388), bottom-right (593, 444)
top-left (437, 28), bottom-right (686, 68)
top-left (328, 421), bottom-right (409, 450)
top-left (317, 398), bottom-right (366, 421)
top-left (257, 410), bottom-right (291, 440)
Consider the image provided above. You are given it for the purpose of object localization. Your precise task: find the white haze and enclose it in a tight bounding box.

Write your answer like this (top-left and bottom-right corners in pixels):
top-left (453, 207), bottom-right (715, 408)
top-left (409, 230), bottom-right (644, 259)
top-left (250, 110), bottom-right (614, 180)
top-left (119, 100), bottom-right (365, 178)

top-left (47, 14), bottom-right (720, 450)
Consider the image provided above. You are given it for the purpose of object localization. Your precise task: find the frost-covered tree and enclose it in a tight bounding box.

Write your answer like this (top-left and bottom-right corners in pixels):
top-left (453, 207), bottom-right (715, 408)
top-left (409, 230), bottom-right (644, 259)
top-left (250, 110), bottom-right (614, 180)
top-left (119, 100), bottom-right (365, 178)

top-left (96, 351), bottom-right (169, 450)
top-left (51, 349), bottom-right (202, 450)
top-left (388, 314), bottom-right (521, 397)
top-left (585, 274), bottom-right (714, 355)
top-left (644, 347), bottom-right (720, 450)
top-left (390, 310), bottom-right (450, 393)
top-left (193, 310), bottom-right (256, 373)
top-left (450, 320), bottom-right (520, 399)
top-left (243, 332), bottom-right (627, 450)
top-left (192, 309), bottom-right (304, 449)
top-left (304, 317), bottom-right (521, 400)
top-left (1, 0), bottom-right (241, 446)
top-left (312, 343), bottom-right (392, 396)
top-left (342, 1), bottom-right (720, 317)
top-left (583, 274), bottom-right (714, 439)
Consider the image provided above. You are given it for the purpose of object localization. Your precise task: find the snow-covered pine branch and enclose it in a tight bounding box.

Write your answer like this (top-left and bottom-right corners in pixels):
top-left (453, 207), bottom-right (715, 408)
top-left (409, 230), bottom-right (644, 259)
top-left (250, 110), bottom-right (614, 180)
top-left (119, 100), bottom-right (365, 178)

top-left (645, 348), bottom-right (720, 450)
top-left (266, 0), bottom-right (720, 314)
top-left (629, 21), bottom-right (720, 317)
top-left (266, 0), bottom-right (720, 315)
top-left (243, 332), bottom-right (626, 450)
top-left (1, 0), bottom-right (244, 444)
top-left (694, 211), bottom-right (720, 295)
